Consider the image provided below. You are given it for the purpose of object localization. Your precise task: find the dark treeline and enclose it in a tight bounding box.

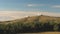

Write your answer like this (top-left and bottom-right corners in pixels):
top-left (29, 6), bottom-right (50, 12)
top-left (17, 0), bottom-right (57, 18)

top-left (0, 21), bottom-right (60, 34)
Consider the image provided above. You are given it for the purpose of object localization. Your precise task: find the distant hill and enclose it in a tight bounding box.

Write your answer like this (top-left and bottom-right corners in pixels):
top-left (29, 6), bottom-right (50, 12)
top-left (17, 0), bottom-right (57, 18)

top-left (1, 15), bottom-right (60, 24)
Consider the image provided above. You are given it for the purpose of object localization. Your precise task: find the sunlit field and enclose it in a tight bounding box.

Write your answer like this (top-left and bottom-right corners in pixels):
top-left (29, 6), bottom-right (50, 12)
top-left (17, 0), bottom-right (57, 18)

top-left (17, 32), bottom-right (60, 34)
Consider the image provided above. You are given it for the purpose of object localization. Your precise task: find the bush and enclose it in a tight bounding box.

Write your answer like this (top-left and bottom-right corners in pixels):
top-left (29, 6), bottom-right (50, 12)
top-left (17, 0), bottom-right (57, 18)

top-left (0, 21), bottom-right (60, 34)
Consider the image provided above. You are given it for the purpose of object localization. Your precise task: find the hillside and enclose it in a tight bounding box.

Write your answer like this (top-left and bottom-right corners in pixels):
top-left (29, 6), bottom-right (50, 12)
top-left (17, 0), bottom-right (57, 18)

top-left (1, 15), bottom-right (60, 24)
top-left (11, 15), bottom-right (60, 23)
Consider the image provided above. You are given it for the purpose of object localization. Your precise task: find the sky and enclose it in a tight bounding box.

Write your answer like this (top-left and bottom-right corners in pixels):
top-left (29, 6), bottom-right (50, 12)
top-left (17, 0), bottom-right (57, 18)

top-left (0, 0), bottom-right (60, 21)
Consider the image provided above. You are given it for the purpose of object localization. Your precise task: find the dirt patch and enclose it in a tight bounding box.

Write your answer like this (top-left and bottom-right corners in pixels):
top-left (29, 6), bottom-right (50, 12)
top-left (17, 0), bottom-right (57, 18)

top-left (40, 32), bottom-right (60, 34)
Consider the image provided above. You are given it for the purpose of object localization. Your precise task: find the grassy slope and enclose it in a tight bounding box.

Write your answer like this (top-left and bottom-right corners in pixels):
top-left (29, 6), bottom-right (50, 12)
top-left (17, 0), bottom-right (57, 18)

top-left (0, 15), bottom-right (60, 24)
top-left (14, 15), bottom-right (60, 23)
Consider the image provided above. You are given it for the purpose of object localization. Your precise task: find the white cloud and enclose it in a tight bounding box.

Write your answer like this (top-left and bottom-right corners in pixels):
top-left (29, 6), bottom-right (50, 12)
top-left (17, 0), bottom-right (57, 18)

top-left (52, 5), bottom-right (60, 8)
top-left (0, 11), bottom-right (60, 21)
top-left (27, 4), bottom-right (45, 7)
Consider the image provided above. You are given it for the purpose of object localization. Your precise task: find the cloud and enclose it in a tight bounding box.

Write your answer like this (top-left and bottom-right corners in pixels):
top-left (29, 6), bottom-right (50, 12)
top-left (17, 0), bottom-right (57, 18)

top-left (51, 5), bottom-right (60, 8)
top-left (27, 4), bottom-right (60, 9)
top-left (27, 4), bottom-right (45, 7)
top-left (0, 11), bottom-right (60, 21)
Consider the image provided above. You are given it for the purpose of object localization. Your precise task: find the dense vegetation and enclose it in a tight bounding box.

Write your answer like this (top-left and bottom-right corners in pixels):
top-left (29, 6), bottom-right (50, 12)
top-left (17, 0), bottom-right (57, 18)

top-left (0, 15), bottom-right (60, 34)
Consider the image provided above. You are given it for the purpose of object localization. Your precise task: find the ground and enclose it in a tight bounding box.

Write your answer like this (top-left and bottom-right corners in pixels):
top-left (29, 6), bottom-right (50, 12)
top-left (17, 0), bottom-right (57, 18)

top-left (17, 32), bottom-right (60, 34)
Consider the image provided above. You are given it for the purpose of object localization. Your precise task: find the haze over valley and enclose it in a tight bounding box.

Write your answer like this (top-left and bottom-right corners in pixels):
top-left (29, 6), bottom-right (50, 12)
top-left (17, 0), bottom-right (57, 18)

top-left (0, 11), bottom-right (60, 21)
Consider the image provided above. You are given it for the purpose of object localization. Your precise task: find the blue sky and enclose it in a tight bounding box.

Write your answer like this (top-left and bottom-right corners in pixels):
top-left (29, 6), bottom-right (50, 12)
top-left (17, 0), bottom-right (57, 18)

top-left (0, 0), bottom-right (60, 12)
top-left (0, 0), bottom-right (60, 21)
